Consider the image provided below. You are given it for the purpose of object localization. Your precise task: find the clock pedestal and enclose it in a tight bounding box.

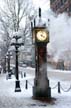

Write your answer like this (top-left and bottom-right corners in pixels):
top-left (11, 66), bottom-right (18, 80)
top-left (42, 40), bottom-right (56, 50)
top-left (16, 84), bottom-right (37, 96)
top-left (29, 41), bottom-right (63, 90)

top-left (33, 45), bottom-right (51, 98)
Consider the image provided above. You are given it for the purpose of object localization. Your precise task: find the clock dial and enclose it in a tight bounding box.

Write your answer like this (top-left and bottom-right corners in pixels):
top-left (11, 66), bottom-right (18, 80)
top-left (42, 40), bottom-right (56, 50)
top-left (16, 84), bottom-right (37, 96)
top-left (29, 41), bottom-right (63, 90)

top-left (36, 30), bottom-right (47, 41)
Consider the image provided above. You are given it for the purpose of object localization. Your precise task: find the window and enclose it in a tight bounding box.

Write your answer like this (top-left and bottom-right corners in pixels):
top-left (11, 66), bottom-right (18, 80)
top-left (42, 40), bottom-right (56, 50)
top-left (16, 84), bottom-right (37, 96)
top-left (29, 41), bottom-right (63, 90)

top-left (67, 8), bottom-right (69, 12)
top-left (69, 6), bottom-right (71, 11)
top-left (50, 0), bottom-right (56, 4)
top-left (63, 0), bottom-right (67, 3)
top-left (56, 5), bottom-right (58, 10)
top-left (61, 0), bottom-right (64, 5)
top-left (65, 8), bottom-right (68, 12)
top-left (58, 2), bottom-right (61, 8)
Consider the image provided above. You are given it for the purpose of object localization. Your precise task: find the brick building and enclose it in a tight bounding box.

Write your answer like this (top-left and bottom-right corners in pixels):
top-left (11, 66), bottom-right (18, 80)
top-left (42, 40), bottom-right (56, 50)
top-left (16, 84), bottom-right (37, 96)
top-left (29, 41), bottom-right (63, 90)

top-left (50, 0), bottom-right (71, 15)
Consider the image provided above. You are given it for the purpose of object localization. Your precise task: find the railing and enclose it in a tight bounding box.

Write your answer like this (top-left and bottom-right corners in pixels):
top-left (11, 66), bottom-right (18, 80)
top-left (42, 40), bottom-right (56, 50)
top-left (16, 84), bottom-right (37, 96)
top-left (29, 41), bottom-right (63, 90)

top-left (24, 79), bottom-right (71, 93)
top-left (10, 69), bottom-right (71, 93)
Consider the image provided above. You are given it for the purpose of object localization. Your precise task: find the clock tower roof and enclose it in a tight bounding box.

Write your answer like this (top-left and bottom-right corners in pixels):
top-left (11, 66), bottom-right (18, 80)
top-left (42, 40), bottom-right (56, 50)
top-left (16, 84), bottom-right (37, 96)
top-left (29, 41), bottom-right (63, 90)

top-left (35, 17), bottom-right (46, 28)
top-left (34, 8), bottom-right (47, 28)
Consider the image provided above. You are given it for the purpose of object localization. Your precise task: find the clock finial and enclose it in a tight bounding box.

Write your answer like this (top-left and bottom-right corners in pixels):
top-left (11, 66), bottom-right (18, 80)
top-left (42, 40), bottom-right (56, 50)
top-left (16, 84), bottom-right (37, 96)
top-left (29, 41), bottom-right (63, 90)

top-left (39, 8), bottom-right (41, 18)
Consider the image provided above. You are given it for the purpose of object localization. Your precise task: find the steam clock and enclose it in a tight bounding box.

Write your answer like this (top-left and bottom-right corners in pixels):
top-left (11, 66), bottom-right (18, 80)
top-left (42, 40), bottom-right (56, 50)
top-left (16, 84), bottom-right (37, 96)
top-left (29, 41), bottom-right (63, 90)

top-left (32, 8), bottom-right (51, 98)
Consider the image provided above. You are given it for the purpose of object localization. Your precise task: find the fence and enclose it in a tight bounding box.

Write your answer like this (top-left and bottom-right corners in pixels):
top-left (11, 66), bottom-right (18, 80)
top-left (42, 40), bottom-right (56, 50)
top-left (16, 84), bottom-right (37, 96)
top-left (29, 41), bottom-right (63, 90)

top-left (20, 72), bottom-right (71, 93)
top-left (24, 80), bottom-right (71, 93)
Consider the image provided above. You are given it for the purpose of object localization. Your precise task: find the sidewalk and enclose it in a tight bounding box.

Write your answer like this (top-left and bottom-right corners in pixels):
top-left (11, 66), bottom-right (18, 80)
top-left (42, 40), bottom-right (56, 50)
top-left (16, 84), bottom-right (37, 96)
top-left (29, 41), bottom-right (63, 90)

top-left (0, 71), bottom-right (71, 108)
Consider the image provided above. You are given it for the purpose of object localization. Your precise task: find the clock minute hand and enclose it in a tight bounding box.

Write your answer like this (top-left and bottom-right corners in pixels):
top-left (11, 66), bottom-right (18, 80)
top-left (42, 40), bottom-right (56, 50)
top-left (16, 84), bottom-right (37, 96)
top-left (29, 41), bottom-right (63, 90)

top-left (41, 34), bottom-right (44, 38)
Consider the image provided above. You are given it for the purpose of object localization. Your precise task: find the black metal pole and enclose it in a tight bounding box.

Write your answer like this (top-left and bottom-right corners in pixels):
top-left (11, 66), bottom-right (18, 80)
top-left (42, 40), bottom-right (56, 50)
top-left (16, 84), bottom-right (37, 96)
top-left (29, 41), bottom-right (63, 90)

top-left (8, 54), bottom-right (10, 72)
top-left (4, 57), bottom-right (6, 73)
top-left (58, 82), bottom-right (61, 93)
top-left (31, 22), bottom-right (33, 44)
top-left (15, 47), bottom-right (19, 80)
top-left (15, 39), bottom-right (21, 92)
top-left (11, 35), bottom-right (23, 92)
top-left (7, 52), bottom-right (11, 79)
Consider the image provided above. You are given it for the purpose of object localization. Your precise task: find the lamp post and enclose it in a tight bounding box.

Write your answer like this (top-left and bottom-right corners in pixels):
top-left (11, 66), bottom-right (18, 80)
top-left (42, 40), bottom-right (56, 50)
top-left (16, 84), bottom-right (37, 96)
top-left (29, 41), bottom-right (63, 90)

top-left (3, 56), bottom-right (6, 73)
top-left (1, 56), bottom-right (6, 73)
top-left (11, 33), bottom-right (24, 92)
top-left (6, 51), bottom-right (12, 79)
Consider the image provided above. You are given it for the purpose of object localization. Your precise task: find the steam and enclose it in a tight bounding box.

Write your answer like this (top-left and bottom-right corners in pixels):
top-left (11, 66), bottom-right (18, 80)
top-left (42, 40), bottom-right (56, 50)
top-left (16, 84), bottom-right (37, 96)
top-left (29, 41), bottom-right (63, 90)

top-left (46, 10), bottom-right (71, 62)
top-left (38, 63), bottom-right (49, 89)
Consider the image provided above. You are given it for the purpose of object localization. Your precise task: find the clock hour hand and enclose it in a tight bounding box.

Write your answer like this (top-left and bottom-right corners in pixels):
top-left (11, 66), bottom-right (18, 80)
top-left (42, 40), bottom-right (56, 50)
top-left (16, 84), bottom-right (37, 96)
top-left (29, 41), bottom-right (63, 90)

top-left (41, 34), bottom-right (44, 38)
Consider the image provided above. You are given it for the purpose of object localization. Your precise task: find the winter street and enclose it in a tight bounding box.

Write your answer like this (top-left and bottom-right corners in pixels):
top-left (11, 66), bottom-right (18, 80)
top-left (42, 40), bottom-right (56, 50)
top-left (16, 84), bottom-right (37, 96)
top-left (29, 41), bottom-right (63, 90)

top-left (0, 0), bottom-right (71, 108)
top-left (0, 67), bottom-right (71, 108)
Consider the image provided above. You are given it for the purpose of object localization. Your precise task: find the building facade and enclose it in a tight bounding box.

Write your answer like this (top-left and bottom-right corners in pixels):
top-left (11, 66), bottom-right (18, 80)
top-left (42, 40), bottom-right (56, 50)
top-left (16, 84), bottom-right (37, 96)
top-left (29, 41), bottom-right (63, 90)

top-left (50, 0), bottom-right (71, 15)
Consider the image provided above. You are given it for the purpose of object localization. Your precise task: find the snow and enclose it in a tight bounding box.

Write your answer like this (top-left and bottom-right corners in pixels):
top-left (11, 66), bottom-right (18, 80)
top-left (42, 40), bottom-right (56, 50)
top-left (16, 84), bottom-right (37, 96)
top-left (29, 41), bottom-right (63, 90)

top-left (48, 69), bottom-right (71, 74)
top-left (0, 67), bottom-right (71, 108)
top-left (32, 0), bottom-right (50, 11)
top-left (12, 31), bottom-right (23, 37)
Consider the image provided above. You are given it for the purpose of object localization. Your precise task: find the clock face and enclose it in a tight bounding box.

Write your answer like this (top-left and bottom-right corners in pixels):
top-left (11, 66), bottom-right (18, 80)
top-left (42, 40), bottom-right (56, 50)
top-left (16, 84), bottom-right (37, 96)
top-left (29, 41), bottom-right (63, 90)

top-left (36, 30), bottom-right (47, 41)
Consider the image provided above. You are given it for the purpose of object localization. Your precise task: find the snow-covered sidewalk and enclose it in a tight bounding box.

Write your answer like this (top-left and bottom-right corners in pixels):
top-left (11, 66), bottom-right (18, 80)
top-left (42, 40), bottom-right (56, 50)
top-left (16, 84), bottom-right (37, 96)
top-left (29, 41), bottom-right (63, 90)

top-left (0, 71), bottom-right (71, 108)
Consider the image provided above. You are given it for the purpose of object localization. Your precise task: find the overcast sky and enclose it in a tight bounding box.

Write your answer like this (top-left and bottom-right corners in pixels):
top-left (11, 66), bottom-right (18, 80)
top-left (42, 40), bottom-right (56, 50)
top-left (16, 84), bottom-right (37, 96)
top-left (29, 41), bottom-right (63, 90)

top-left (0, 0), bottom-right (50, 11)
top-left (32, 0), bottom-right (50, 11)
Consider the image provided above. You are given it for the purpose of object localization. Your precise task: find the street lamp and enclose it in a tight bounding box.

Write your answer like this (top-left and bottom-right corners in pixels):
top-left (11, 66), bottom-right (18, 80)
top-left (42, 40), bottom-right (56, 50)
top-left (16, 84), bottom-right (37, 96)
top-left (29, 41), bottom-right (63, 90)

top-left (6, 51), bottom-right (12, 79)
top-left (3, 56), bottom-right (6, 73)
top-left (1, 56), bottom-right (7, 73)
top-left (11, 32), bottom-right (24, 92)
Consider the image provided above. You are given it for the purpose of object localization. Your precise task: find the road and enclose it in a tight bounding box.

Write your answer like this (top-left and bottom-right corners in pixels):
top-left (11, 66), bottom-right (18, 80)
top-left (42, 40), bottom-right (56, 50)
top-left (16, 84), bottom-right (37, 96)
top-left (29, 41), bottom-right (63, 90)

top-left (47, 69), bottom-right (71, 81)
top-left (23, 67), bottom-right (71, 81)
top-left (0, 68), bottom-right (71, 108)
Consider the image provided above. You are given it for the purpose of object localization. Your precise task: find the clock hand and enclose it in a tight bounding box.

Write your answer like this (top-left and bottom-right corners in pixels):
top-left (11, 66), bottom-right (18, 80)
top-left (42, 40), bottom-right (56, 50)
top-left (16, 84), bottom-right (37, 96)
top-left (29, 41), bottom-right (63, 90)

top-left (41, 34), bottom-right (45, 38)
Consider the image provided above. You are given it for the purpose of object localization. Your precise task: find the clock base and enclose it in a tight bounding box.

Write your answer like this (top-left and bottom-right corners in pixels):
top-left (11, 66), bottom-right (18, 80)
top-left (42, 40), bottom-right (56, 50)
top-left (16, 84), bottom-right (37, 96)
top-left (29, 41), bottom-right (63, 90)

top-left (33, 78), bottom-right (51, 98)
